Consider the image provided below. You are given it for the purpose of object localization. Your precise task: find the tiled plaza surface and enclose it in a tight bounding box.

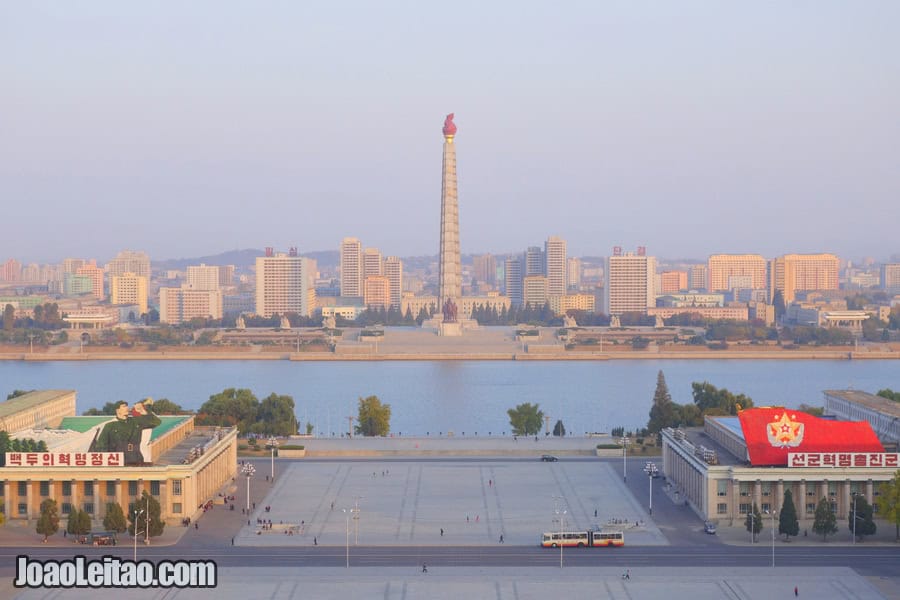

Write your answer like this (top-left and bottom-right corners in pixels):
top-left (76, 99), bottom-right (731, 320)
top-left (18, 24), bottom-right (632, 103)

top-left (235, 460), bottom-right (666, 547)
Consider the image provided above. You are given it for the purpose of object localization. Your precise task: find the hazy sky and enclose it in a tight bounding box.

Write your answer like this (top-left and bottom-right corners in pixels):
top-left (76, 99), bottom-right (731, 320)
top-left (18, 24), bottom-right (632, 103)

top-left (3, 1), bottom-right (898, 264)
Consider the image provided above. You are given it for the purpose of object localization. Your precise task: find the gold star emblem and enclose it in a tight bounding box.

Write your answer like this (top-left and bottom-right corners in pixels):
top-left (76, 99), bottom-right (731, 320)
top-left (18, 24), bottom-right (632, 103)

top-left (766, 412), bottom-right (804, 448)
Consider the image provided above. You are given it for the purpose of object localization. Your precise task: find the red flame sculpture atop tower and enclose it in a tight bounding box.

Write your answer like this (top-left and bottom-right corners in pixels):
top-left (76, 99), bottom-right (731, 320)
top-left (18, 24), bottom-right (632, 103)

top-left (442, 113), bottom-right (457, 137)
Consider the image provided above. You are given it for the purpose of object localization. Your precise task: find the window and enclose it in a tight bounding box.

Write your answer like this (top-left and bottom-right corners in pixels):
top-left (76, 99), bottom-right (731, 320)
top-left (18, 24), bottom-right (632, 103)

top-left (18, 503), bottom-right (27, 516)
top-left (172, 481), bottom-right (182, 496)
top-left (128, 481), bottom-right (138, 497)
top-left (18, 482), bottom-right (27, 496)
top-left (62, 481), bottom-right (72, 496)
top-left (106, 482), bottom-right (116, 496)
top-left (761, 503), bottom-right (771, 513)
top-left (82, 502), bottom-right (94, 515)
top-left (172, 503), bottom-right (182, 514)
top-left (761, 483), bottom-right (771, 497)
top-left (61, 502), bottom-right (72, 515)
top-left (806, 488), bottom-right (815, 497)
top-left (717, 503), bottom-right (727, 514)
top-left (739, 483), bottom-right (750, 497)
top-left (739, 503), bottom-right (751, 515)
top-left (150, 481), bottom-right (160, 496)
top-left (39, 482), bottom-right (49, 497)
top-left (828, 483), bottom-right (837, 497)
top-left (717, 480), bottom-right (728, 497)
top-left (806, 503), bottom-right (816, 515)
top-left (84, 482), bottom-right (93, 497)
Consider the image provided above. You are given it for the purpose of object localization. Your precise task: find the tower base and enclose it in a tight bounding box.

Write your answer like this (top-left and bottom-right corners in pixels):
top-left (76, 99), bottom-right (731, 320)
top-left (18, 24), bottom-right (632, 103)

top-left (438, 322), bottom-right (463, 337)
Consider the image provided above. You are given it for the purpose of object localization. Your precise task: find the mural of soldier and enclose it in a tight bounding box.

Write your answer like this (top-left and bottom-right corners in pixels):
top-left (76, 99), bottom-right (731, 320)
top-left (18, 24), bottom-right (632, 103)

top-left (89, 399), bottom-right (161, 465)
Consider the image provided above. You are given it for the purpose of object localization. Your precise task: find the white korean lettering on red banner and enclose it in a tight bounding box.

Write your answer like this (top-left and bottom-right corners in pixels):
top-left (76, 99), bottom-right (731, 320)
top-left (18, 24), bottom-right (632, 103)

top-left (787, 453), bottom-right (900, 468)
top-left (3, 452), bottom-right (125, 467)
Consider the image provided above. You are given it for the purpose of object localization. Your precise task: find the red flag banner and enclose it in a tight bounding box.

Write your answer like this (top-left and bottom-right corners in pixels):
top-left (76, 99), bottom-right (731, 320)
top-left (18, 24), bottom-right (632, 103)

top-left (738, 407), bottom-right (884, 466)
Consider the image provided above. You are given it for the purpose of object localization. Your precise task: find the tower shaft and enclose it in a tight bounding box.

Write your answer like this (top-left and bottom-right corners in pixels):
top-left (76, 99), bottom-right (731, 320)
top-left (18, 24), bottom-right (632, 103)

top-left (438, 136), bottom-right (460, 304)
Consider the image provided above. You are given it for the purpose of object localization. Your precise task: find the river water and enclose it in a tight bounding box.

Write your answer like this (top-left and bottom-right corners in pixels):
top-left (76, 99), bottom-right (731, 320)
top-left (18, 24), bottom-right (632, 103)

top-left (0, 359), bottom-right (895, 436)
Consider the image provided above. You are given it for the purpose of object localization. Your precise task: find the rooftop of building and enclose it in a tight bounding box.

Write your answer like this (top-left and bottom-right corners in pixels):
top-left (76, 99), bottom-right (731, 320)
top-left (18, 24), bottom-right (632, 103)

top-left (0, 389), bottom-right (73, 419)
top-left (825, 389), bottom-right (900, 418)
top-left (669, 424), bottom-right (745, 467)
top-left (57, 415), bottom-right (190, 441)
top-left (154, 425), bottom-right (233, 466)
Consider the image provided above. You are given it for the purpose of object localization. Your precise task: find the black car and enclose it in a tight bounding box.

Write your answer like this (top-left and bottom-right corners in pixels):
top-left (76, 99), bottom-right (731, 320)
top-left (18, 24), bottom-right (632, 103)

top-left (541, 455), bottom-right (558, 462)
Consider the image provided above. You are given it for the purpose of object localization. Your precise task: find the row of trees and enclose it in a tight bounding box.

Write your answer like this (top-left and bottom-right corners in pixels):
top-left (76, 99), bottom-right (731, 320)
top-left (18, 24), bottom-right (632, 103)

top-left (196, 388), bottom-right (297, 436)
top-left (504, 402), bottom-right (566, 436)
top-left (743, 490), bottom-right (878, 542)
top-left (35, 491), bottom-right (165, 541)
top-left (646, 373), bottom-right (756, 434)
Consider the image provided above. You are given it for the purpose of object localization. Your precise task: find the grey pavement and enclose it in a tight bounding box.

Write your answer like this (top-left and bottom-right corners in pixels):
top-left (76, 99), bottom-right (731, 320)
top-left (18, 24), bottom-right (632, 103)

top-left (9, 566), bottom-right (893, 599)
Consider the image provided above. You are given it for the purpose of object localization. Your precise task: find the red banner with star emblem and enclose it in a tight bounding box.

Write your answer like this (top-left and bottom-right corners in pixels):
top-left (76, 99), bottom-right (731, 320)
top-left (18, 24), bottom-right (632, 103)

top-left (738, 407), bottom-right (884, 466)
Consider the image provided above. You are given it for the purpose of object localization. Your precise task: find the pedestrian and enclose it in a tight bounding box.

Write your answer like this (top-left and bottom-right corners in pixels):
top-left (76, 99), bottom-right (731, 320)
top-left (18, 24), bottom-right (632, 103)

top-left (476, 515), bottom-right (479, 522)
top-left (314, 537), bottom-right (317, 546)
top-left (422, 563), bottom-right (427, 573)
top-left (64, 531), bottom-right (67, 538)
top-left (195, 522), bottom-right (199, 530)
top-left (253, 502), bottom-right (256, 509)
top-left (466, 515), bottom-right (469, 523)
top-left (231, 537), bottom-right (234, 545)
top-left (440, 528), bottom-right (444, 537)
top-left (594, 509), bottom-right (598, 518)
top-left (499, 534), bottom-right (504, 543)
top-left (331, 501), bottom-right (334, 510)
top-left (794, 586), bottom-right (798, 597)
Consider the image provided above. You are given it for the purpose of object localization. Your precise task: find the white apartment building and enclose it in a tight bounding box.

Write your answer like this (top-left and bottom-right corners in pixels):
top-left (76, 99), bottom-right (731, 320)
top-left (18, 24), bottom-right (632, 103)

top-left (363, 275), bottom-right (391, 310)
top-left (770, 254), bottom-right (840, 303)
top-left (606, 251), bottom-right (657, 315)
top-left (186, 264), bottom-right (221, 291)
top-left (340, 238), bottom-right (363, 298)
top-left (881, 264), bottom-right (900, 291)
top-left (159, 287), bottom-right (224, 324)
top-left (544, 236), bottom-right (567, 298)
top-left (255, 253), bottom-right (315, 318)
top-left (363, 248), bottom-right (383, 277)
top-left (106, 250), bottom-right (151, 279)
top-left (523, 275), bottom-right (549, 308)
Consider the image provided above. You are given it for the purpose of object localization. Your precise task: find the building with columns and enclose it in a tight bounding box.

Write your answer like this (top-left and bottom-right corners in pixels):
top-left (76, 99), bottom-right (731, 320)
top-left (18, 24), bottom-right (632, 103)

top-left (661, 400), bottom-right (897, 525)
top-left (1, 391), bottom-right (237, 527)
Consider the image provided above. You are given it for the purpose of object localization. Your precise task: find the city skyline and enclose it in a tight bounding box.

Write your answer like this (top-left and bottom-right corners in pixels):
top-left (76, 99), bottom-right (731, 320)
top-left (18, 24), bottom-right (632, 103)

top-left (3, 3), bottom-right (898, 263)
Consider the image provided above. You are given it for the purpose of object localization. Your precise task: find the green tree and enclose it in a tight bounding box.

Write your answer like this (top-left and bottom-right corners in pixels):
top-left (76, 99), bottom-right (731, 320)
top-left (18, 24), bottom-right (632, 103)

top-left (849, 494), bottom-right (876, 541)
top-left (73, 509), bottom-right (92, 535)
top-left (83, 401), bottom-right (126, 416)
top-left (552, 419), bottom-right (566, 437)
top-left (103, 502), bottom-right (128, 533)
top-left (254, 393), bottom-right (297, 436)
top-left (355, 395), bottom-right (391, 437)
top-left (0, 500), bottom-right (5, 525)
top-left (128, 491), bottom-right (165, 538)
top-left (796, 404), bottom-right (824, 417)
top-left (6, 389), bottom-right (34, 400)
top-left (3, 304), bottom-right (15, 331)
top-left (151, 398), bottom-right (185, 415)
top-left (877, 471), bottom-right (900, 541)
top-left (745, 502), bottom-right (763, 542)
top-left (647, 370), bottom-right (677, 434)
top-left (812, 497), bottom-right (838, 541)
top-left (507, 402), bottom-right (544, 436)
top-left (778, 489), bottom-right (800, 540)
top-left (691, 382), bottom-right (754, 415)
top-left (876, 388), bottom-right (900, 402)
top-left (36, 499), bottom-right (60, 541)
top-left (196, 388), bottom-right (260, 432)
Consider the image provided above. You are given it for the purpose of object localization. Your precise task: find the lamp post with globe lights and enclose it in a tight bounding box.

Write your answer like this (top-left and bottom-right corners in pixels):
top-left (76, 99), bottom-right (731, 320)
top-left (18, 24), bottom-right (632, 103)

top-left (241, 463), bottom-right (256, 513)
top-left (643, 462), bottom-right (659, 515)
top-left (267, 437), bottom-right (279, 482)
top-left (620, 436), bottom-right (630, 482)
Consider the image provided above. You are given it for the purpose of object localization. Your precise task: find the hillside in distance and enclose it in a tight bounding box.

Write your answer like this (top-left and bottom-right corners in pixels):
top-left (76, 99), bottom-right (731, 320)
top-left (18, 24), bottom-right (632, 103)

top-left (154, 249), bottom-right (339, 271)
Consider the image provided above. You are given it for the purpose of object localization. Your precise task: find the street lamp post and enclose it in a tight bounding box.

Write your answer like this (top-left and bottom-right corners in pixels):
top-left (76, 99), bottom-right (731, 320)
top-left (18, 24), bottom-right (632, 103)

top-left (133, 508), bottom-right (144, 562)
top-left (851, 493), bottom-right (864, 544)
top-left (342, 508), bottom-right (355, 568)
top-left (241, 463), bottom-right (256, 512)
top-left (267, 437), bottom-right (279, 482)
top-left (353, 497), bottom-right (364, 545)
top-left (643, 462), bottom-right (659, 515)
top-left (553, 496), bottom-right (566, 569)
top-left (144, 495), bottom-right (150, 546)
top-left (621, 436), bottom-right (630, 482)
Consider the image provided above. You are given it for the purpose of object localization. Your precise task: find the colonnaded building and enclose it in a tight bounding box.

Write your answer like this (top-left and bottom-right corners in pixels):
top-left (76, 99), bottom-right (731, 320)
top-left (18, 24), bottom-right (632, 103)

top-left (661, 390), bottom-right (900, 525)
top-left (1, 390), bottom-right (237, 525)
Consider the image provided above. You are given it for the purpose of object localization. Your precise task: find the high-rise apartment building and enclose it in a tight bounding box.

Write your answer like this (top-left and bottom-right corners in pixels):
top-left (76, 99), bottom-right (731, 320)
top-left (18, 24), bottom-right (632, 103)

top-left (606, 250), bottom-right (657, 315)
top-left (218, 265), bottom-right (235, 287)
top-left (882, 264), bottom-right (900, 291)
top-left (383, 256), bottom-right (403, 309)
top-left (110, 272), bottom-right (148, 315)
top-left (62, 258), bottom-right (86, 274)
top-left (473, 254), bottom-right (497, 286)
top-left (707, 254), bottom-right (767, 292)
top-left (255, 252), bottom-right (315, 318)
top-left (660, 270), bottom-right (688, 293)
top-left (525, 246), bottom-right (545, 277)
top-left (769, 253), bottom-right (840, 303)
top-left (544, 236), bottom-right (567, 298)
top-left (567, 257), bottom-right (582, 291)
top-left (76, 261), bottom-right (105, 301)
top-left (504, 256), bottom-right (524, 307)
top-left (340, 238), bottom-right (363, 299)
top-left (106, 250), bottom-right (151, 279)
top-left (1, 259), bottom-right (22, 282)
top-left (364, 275), bottom-right (391, 310)
top-left (689, 264), bottom-right (708, 291)
top-left (159, 287), bottom-right (223, 324)
top-left (363, 248), bottom-right (383, 277)
top-left (186, 264), bottom-right (221, 291)
top-left (523, 275), bottom-right (549, 308)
